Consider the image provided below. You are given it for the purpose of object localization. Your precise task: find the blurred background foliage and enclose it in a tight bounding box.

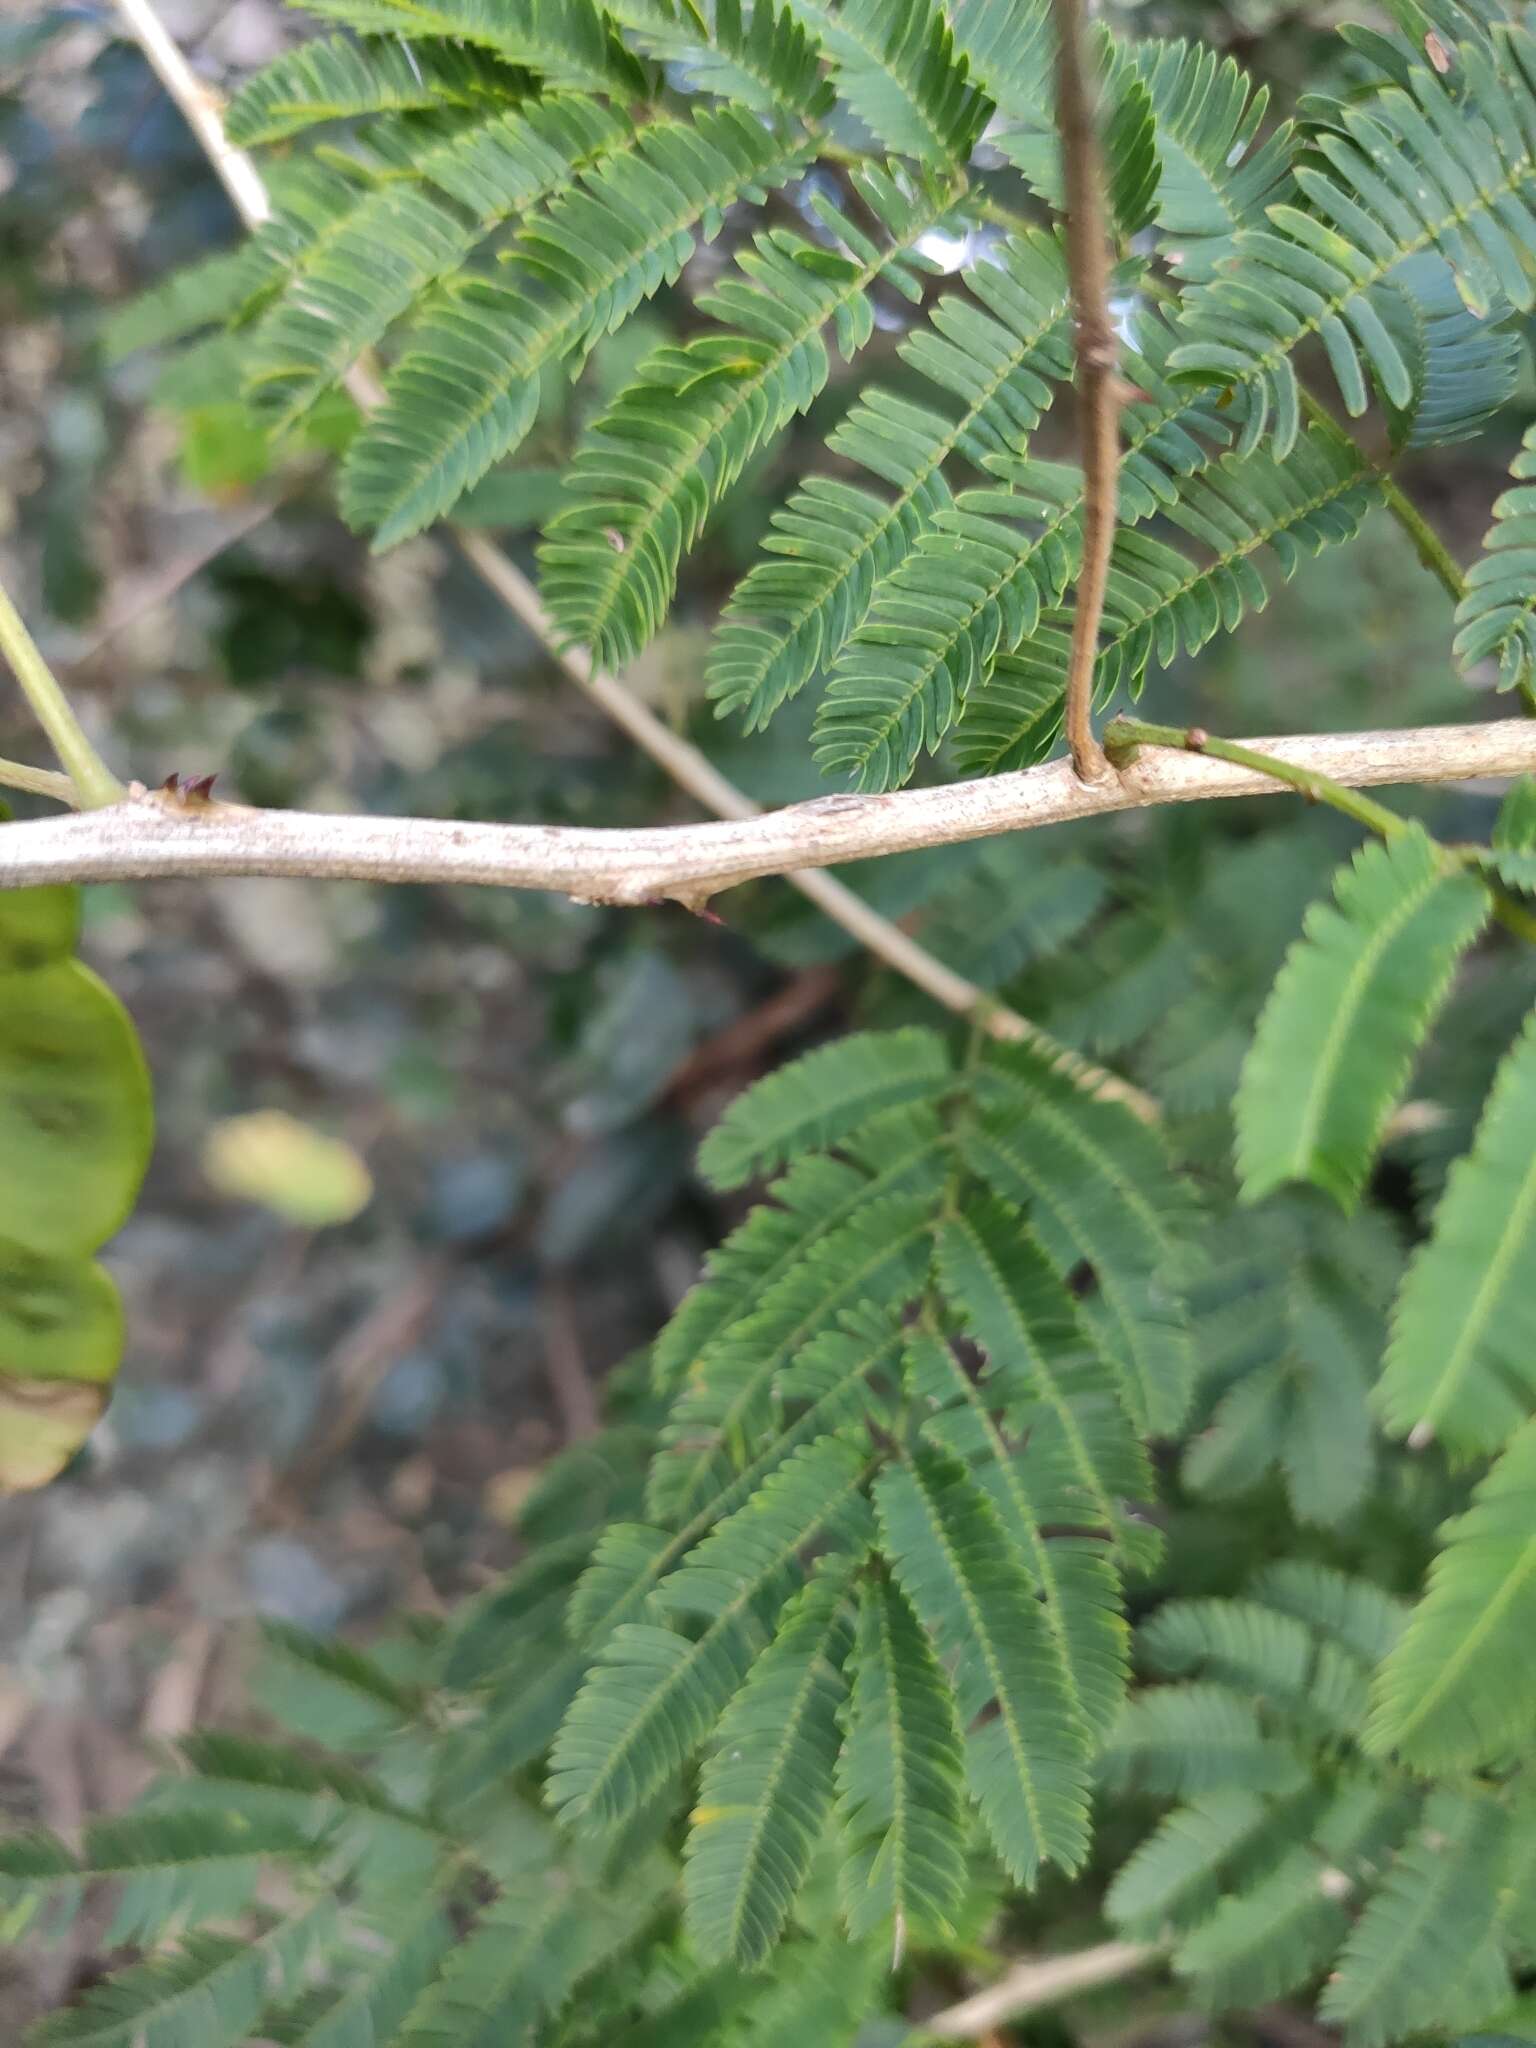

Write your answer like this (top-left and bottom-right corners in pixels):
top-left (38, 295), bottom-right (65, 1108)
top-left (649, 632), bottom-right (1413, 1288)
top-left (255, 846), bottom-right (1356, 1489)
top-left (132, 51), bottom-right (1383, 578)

top-left (3, 0), bottom-right (1536, 2031)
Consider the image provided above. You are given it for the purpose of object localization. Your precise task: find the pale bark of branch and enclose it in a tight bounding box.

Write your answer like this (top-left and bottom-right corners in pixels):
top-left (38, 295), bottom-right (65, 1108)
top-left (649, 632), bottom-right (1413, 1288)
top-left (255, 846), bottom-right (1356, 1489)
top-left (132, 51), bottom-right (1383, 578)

top-left (4, 722), bottom-right (1533, 898)
top-left (108, 0), bottom-right (1096, 1082)
top-left (919, 1939), bottom-right (1160, 2039)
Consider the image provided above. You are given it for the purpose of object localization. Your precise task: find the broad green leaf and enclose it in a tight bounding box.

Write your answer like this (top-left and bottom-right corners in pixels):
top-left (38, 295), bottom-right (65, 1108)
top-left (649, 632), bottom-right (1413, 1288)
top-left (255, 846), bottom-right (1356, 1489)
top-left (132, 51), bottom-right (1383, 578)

top-left (0, 962), bottom-right (154, 1259)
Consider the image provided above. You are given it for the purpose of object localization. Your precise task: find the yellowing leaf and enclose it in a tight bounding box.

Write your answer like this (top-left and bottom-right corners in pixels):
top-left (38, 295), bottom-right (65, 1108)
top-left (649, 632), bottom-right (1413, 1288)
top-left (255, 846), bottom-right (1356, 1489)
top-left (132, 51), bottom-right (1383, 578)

top-left (0, 1377), bottom-right (108, 1492)
top-left (203, 1110), bottom-right (373, 1227)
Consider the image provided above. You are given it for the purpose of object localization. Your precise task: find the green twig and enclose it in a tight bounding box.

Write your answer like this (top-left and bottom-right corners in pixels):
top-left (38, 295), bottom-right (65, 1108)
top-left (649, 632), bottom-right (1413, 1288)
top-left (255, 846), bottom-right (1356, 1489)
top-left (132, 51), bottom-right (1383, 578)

top-left (0, 756), bottom-right (76, 805)
top-left (1105, 717), bottom-right (1410, 839)
top-left (0, 580), bottom-right (122, 809)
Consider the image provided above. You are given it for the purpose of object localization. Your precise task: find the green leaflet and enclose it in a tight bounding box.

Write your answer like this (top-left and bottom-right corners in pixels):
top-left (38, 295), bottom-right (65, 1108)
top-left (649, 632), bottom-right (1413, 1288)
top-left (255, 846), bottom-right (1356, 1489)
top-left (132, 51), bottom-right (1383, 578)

top-left (653, 1106), bottom-right (948, 1392)
top-left (875, 1446), bottom-right (1092, 1882)
top-left (1375, 1008), bottom-right (1536, 1454)
top-left (1107, 1787), bottom-right (1276, 1938)
top-left (1130, 39), bottom-right (1293, 282)
top-left (300, 0), bottom-right (651, 97)
top-left (1236, 828), bottom-right (1490, 1210)
top-left (539, 164), bottom-right (953, 668)
top-left (1169, 23), bottom-right (1536, 458)
top-left (816, 312), bottom-right (1234, 791)
top-left (836, 1574), bottom-right (968, 1947)
top-left (643, 1198), bottom-right (931, 1523)
top-left (341, 109), bottom-right (814, 546)
top-left (0, 1811), bottom-right (316, 1949)
top-left (1379, 253), bottom-right (1523, 451)
top-left (1368, 1417), bottom-right (1536, 1770)
top-left (24, 1901), bottom-right (335, 2048)
top-left (697, 1026), bottom-right (949, 1187)
top-left (1320, 1792), bottom-right (1513, 2047)
top-left (607, 0), bottom-right (835, 122)
top-left (966, 1039), bottom-right (1196, 1439)
top-left (1455, 419), bottom-right (1536, 690)
top-left (685, 1565), bottom-right (855, 1966)
top-left (259, 1904), bottom-right (456, 2048)
top-left (907, 1317), bottom-right (1130, 1743)
top-left (225, 34), bottom-right (512, 144)
top-left (707, 228), bottom-right (1074, 733)
top-left (547, 1436), bottom-right (873, 1832)
top-left (1099, 1682), bottom-right (1307, 1799)
top-left (395, 1868), bottom-right (658, 2048)
top-left (242, 97), bottom-right (636, 432)
top-left (779, 0), bottom-right (990, 163)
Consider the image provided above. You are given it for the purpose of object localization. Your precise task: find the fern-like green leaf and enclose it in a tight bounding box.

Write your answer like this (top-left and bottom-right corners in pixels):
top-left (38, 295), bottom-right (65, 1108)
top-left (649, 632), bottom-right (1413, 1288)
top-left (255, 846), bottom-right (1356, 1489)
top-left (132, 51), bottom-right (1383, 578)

top-left (836, 1573), bottom-right (968, 1949)
top-left (1320, 1791), bottom-right (1512, 2048)
top-left (655, 1105), bottom-right (947, 1390)
top-left (1131, 39), bottom-right (1293, 282)
top-left (964, 1040), bottom-right (1196, 1437)
top-left (817, 313), bottom-right (1233, 789)
top-left (644, 1197), bottom-right (930, 1523)
top-left (1455, 421), bottom-right (1536, 690)
top-left (1175, 1846), bottom-right (1350, 2007)
top-left (936, 1197), bottom-right (1151, 1538)
top-left (1236, 828), bottom-right (1489, 1210)
top-left (1368, 1416), bottom-right (1536, 1770)
top-left (539, 165), bottom-right (952, 668)
top-left (0, 1810), bottom-right (314, 1949)
top-left (225, 35), bottom-right (512, 145)
top-left (685, 1564), bottom-right (855, 1966)
top-left (26, 1904), bottom-right (333, 2048)
top-left (698, 1026), bottom-right (949, 1188)
top-left (906, 1317), bottom-right (1131, 1742)
top-left (875, 1446), bottom-right (1091, 1882)
top-left (396, 1871), bottom-right (656, 2048)
top-left (243, 89), bottom-right (644, 434)
top-left (1380, 254), bottom-right (1522, 451)
top-left (1107, 1787), bottom-right (1276, 1938)
top-left (1375, 1007), bottom-right (1536, 1454)
top-left (780, 0), bottom-right (990, 162)
top-left (300, 0), bottom-right (650, 96)
top-left (1169, 23), bottom-right (1536, 457)
top-left (104, 248), bottom-right (275, 360)
top-left (260, 1903), bottom-right (455, 2048)
top-left (608, 0), bottom-right (835, 120)
top-left (1099, 1683), bottom-right (1307, 1799)
top-left (548, 1436), bottom-right (873, 1831)
top-left (341, 110), bottom-right (812, 546)
top-left (707, 230), bottom-right (1073, 731)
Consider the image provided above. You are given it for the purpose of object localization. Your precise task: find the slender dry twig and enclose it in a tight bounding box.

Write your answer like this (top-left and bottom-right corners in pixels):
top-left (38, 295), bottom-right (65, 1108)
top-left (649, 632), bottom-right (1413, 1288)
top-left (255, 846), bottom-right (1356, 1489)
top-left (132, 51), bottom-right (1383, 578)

top-left (107, 0), bottom-right (1087, 1084)
top-left (4, 721), bottom-right (1533, 901)
top-left (916, 1939), bottom-right (1160, 2040)
top-left (68, 490), bottom-right (289, 677)
top-left (1051, 0), bottom-right (1120, 785)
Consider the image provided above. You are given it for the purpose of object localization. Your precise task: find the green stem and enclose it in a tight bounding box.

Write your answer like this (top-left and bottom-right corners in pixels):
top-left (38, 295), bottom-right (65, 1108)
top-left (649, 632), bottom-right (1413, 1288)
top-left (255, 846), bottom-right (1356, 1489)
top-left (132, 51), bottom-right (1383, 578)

top-left (1105, 716), bottom-right (1410, 840)
top-left (0, 756), bottom-right (75, 805)
top-left (0, 580), bottom-right (123, 810)
top-left (1296, 389), bottom-right (1466, 605)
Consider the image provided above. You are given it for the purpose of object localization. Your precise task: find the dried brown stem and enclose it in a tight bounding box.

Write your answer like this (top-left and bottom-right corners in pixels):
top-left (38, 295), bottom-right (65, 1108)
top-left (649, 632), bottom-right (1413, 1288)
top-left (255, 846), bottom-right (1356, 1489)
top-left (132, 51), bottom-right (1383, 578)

top-left (1052, 0), bottom-right (1120, 785)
